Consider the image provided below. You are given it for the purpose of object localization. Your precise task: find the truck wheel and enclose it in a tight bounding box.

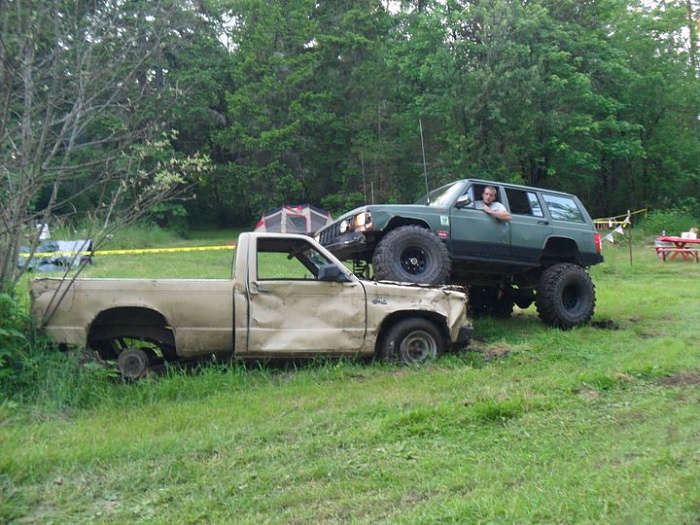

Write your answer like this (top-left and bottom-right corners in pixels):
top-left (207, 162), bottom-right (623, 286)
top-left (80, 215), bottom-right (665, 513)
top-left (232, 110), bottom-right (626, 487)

top-left (117, 348), bottom-right (150, 379)
top-left (379, 318), bottom-right (445, 365)
top-left (90, 330), bottom-right (176, 362)
top-left (536, 263), bottom-right (595, 329)
top-left (372, 225), bottom-right (451, 285)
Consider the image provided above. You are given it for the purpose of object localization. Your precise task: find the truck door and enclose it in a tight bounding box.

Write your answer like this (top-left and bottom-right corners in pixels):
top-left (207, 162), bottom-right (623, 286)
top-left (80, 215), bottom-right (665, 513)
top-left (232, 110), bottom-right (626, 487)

top-left (245, 237), bottom-right (367, 355)
top-left (449, 183), bottom-right (511, 261)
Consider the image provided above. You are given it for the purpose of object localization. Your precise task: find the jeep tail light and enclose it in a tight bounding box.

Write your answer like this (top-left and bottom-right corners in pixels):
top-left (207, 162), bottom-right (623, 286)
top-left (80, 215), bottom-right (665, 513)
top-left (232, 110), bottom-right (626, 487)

top-left (594, 232), bottom-right (602, 253)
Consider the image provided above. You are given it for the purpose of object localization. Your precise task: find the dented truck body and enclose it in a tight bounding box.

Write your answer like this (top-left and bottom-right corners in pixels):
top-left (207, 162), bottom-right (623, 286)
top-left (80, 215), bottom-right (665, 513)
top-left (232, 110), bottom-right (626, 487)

top-left (31, 232), bottom-right (472, 377)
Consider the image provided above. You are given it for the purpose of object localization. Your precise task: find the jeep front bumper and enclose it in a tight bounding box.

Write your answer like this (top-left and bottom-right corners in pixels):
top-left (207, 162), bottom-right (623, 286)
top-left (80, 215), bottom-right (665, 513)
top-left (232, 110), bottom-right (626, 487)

top-left (317, 231), bottom-right (371, 260)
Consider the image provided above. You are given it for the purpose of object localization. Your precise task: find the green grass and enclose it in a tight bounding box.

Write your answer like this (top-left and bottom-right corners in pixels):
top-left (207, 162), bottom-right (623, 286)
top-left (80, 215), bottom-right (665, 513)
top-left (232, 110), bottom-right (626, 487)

top-left (2, 232), bottom-right (700, 524)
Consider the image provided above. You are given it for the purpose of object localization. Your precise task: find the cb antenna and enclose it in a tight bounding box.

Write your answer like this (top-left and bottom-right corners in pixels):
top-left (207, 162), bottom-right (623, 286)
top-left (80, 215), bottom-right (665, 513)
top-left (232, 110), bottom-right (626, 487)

top-left (419, 118), bottom-right (430, 198)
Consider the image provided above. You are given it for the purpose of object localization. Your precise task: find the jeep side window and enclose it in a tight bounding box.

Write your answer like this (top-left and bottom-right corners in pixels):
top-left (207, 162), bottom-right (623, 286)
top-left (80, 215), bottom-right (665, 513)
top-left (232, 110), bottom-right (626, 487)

top-left (542, 194), bottom-right (584, 222)
top-left (504, 189), bottom-right (543, 217)
top-left (471, 185), bottom-right (502, 205)
top-left (528, 192), bottom-right (544, 217)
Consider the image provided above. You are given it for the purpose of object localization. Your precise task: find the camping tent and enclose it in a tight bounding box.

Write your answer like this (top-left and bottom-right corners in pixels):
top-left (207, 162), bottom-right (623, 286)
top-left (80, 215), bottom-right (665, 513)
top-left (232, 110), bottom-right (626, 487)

top-left (254, 204), bottom-right (332, 235)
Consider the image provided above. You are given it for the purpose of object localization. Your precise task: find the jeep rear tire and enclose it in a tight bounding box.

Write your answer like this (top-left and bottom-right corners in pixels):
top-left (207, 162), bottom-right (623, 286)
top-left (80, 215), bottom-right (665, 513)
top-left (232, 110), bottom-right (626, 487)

top-left (373, 225), bottom-right (451, 285)
top-left (535, 263), bottom-right (595, 329)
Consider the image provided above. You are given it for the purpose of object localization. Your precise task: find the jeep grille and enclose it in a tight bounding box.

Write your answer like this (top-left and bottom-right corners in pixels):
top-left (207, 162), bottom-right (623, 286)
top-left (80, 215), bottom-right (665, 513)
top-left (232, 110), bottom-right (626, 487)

top-left (318, 223), bottom-right (341, 245)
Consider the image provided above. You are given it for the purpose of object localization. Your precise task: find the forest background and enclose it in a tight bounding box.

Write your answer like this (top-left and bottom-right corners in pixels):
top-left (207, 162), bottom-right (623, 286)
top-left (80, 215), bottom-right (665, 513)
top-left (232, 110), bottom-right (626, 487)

top-left (2, 0), bottom-right (700, 292)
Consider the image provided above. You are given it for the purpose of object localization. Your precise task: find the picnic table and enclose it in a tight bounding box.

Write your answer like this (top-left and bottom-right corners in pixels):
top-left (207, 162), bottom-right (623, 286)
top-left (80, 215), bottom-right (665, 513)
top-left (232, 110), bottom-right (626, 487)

top-left (656, 236), bottom-right (700, 262)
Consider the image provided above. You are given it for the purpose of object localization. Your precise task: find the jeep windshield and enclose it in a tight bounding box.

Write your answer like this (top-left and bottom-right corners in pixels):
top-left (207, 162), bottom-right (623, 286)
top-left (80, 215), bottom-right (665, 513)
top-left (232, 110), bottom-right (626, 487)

top-left (415, 181), bottom-right (466, 207)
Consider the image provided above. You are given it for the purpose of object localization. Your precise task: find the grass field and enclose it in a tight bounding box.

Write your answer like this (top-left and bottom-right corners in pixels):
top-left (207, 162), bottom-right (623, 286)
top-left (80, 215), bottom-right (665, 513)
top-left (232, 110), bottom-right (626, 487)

top-left (2, 232), bottom-right (700, 524)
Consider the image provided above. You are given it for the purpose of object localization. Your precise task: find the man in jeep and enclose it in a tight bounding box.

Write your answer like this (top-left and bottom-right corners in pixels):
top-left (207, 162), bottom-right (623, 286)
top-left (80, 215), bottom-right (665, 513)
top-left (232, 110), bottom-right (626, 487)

top-left (475, 185), bottom-right (511, 223)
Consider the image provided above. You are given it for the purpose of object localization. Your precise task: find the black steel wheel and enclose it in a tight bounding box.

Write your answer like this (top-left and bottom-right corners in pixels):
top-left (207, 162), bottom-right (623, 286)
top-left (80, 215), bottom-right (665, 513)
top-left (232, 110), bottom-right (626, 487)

top-left (372, 225), bottom-right (451, 285)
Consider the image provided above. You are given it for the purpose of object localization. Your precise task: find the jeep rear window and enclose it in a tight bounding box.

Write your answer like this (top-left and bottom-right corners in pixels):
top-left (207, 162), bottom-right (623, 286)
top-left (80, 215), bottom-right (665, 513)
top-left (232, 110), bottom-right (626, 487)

top-left (542, 194), bottom-right (584, 222)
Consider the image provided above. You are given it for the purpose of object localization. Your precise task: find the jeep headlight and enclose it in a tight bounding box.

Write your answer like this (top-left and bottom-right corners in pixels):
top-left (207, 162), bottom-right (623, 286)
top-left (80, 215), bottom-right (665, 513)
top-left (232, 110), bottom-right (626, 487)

top-left (339, 211), bottom-right (372, 233)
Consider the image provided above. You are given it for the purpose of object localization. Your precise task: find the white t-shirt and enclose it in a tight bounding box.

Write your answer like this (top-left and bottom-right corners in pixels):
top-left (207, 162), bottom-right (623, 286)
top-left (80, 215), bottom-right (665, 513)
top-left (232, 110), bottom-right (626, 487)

top-left (474, 200), bottom-right (507, 212)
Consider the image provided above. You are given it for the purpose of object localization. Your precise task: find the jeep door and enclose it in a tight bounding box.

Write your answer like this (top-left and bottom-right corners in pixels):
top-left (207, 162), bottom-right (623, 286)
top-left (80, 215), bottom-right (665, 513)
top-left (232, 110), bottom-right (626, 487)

top-left (503, 188), bottom-right (553, 264)
top-left (448, 183), bottom-right (511, 261)
top-left (245, 237), bottom-right (367, 355)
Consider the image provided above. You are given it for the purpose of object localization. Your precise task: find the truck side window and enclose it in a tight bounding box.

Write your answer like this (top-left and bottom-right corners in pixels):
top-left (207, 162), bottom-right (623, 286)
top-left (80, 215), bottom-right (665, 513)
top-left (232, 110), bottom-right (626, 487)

top-left (256, 238), bottom-right (334, 280)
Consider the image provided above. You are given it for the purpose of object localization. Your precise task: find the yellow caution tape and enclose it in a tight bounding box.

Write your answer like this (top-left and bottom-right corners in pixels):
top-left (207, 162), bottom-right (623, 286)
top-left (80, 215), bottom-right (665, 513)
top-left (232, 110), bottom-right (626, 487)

top-left (19, 244), bottom-right (237, 257)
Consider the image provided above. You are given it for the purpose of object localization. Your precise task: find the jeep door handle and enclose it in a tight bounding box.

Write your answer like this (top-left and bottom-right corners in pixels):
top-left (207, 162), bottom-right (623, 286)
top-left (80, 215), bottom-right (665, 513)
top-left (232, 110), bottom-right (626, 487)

top-left (538, 220), bottom-right (550, 225)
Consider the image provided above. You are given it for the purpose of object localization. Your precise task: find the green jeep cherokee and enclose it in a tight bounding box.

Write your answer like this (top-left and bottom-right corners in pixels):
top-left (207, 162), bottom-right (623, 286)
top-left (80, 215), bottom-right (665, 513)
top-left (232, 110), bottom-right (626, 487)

top-left (315, 179), bottom-right (604, 329)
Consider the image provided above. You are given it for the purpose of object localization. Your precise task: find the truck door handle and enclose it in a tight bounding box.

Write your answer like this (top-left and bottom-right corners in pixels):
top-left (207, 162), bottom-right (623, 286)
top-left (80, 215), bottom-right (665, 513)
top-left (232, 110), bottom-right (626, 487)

top-left (538, 220), bottom-right (550, 225)
top-left (256, 285), bottom-right (272, 293)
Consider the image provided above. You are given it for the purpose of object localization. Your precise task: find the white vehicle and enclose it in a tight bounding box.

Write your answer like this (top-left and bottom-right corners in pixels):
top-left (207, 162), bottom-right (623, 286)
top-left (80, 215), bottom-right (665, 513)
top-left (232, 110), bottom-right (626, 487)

top-left (31, 232), bottom-right (473, 378)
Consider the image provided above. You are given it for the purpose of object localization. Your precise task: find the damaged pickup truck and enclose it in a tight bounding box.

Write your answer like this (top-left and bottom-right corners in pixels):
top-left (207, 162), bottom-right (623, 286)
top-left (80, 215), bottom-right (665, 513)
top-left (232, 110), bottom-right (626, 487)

top-left (30, 232), bottom-right (473, 378)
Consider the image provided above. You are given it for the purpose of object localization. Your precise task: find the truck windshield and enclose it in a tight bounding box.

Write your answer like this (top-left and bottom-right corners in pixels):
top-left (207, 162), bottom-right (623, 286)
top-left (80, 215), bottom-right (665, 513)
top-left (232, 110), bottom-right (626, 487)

top-left (415, 181), bottom-right (464, 207)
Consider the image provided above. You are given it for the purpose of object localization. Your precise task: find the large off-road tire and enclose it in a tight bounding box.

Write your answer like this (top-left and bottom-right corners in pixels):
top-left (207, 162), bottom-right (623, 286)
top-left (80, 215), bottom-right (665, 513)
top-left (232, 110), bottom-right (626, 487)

top-left (379, 318), bottom-right (445, 365)
top-left (372, 225), bottom-right (451, 285)
top-left (468, 286), bottom-right (514, 319)
top-left (535, 263), bottom-right (595, 329)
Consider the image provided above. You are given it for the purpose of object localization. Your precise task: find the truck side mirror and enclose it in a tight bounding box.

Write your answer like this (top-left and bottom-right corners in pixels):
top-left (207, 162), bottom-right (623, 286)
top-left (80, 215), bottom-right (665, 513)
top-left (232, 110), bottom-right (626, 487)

top-left (318, 264), bottom-right (351, 282)
top-left (456, 194), bottom-right (472, 209)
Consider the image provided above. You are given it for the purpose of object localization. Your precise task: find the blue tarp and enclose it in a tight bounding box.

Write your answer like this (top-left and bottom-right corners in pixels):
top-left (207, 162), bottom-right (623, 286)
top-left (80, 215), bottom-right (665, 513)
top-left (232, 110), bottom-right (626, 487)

top-left (19, 239), bottom-right (93, 272)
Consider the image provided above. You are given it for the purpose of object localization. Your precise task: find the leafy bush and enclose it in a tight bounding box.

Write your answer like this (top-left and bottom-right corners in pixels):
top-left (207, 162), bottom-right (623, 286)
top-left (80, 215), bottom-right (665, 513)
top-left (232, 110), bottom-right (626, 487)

top-left (0, 292), bottom-right (116, 411)
top-left (320, 192), bottom-right (366, 216)
top-left (640, 205), bottom-right (699, 237)
top-left (149, 202), bottom-right (189, 236)
top-left (0, 293), bottom-right (30, 385)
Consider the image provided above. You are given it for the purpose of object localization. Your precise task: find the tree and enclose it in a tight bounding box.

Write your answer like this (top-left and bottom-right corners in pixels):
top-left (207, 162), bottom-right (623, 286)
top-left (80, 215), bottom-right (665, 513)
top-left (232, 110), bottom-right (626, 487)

top-left (209, 0), bottom-right (322, 221)
top-left (613, 0), bottom-right (700, 213)
top-left (0, 0), bottom-right (210, 293)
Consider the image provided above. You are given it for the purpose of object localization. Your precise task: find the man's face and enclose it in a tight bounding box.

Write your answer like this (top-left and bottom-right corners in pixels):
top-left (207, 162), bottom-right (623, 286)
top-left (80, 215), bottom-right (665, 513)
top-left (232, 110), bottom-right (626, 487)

top-left (482, 189), bottom-right (496, 204)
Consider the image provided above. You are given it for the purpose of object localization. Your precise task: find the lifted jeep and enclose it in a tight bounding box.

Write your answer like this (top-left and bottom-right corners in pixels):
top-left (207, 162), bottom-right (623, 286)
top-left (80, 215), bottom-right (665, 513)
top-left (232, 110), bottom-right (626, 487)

top-left (316, 179), bottom-right (604, 329)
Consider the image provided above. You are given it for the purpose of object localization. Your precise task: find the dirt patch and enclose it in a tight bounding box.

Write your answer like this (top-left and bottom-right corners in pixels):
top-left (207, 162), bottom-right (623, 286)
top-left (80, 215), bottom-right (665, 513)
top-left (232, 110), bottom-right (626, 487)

top-left (481, 344), bottom-right (512, 361)
top-left (658, 372), bottom-right (700, 387)
top-left (591, 319), bottom-right (620, 330)
top-left (468, 339), bottom-right (513, 361)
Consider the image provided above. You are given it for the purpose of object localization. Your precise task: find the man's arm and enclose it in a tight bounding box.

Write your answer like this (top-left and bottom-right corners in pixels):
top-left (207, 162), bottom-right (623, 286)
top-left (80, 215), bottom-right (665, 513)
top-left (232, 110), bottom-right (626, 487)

top-left (482, 203), bottom-right (511, 222)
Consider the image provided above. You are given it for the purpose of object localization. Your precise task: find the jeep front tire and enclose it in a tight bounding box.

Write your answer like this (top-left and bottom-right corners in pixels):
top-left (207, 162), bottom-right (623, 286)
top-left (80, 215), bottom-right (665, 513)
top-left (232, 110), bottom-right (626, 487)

top-left (372, 225), bottom-right (451, 285)
top-left (535, 263), bottom-right (595, 329)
